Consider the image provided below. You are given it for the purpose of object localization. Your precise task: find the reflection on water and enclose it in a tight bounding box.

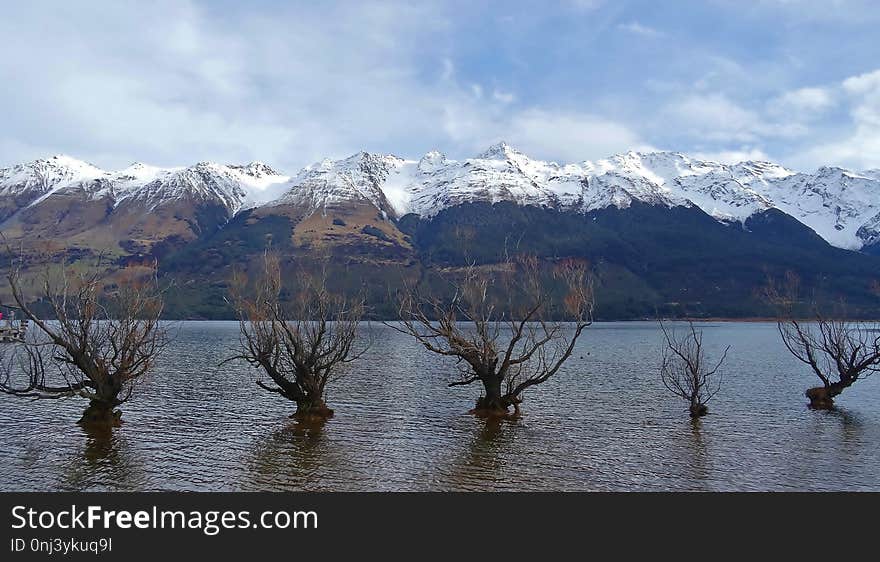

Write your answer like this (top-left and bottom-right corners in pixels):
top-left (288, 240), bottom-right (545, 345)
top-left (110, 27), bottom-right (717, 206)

top-left (681, 419), bottom-right (709, 488)
top-left (247, 419), bottom-right (342, 491)
top-left (435, 418), bottom-right (521, 491)
top-left (462, 417), bottom-right (519, 469)
top-left (59, 426), bottom-right (147, 492)
top-left (1, 321), bottom-right (880, 491)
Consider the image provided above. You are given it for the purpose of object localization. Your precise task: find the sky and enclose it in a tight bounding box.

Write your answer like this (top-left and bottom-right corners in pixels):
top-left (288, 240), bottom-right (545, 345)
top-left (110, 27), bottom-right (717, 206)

top-left (2, 0), bottom-right (880, 173)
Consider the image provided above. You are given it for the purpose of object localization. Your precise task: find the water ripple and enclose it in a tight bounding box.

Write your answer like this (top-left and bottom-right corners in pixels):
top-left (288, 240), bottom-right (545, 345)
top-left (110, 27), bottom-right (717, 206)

top-left (1, 321), bottom-right (878, 491)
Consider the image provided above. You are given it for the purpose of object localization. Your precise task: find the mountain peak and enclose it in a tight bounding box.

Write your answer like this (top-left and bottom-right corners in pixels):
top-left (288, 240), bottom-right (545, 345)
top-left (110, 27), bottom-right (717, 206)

top-left (418, 150), bottom-right (447, 172)
top-left (230, 161), bottom-right (282, 178)
top-left (477, 141), bottom-right (524, 160)
top-left (343, 150), bottom-right (370, 162)
top-left (117, 161), bottom-right (168, 175)
top-left (9, 154), bottom-right (107, 183)
top-left (331, 150), bottom-right (400, 169)
top-left (47, 153), bottom-right (82, 162)
top-left (32, 153), bottom-right (102, 171)
top-left (815, 165), bottom-right (853, 177)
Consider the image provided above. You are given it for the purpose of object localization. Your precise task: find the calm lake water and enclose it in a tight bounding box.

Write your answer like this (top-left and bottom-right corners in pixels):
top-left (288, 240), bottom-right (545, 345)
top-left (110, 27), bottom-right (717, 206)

top-left (1, 321), bottom-right (878, 491)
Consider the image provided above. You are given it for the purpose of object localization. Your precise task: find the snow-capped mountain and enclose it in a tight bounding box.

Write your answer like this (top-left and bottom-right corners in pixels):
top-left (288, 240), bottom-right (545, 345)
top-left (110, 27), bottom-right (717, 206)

top-left (4, 146), bottom-right (880, 319)
top-left (268, 152), bottom-right (402, 218)
top-left (273, 142), bottom-right (880, 251)
top-left (0, 154), bottom-right (106, 197)
top-left (0, 155), bottom-right (289, 219)
top-left (0, 155), bottom-right (290, 254)
top-left (3, 145), bottom-right (880, 252)
top-left (0, 155), bottom-right (107, 220)
top-left (114, 162), bottom-right (286, 216)
top-left (762, 167), bottom-right (880, 249)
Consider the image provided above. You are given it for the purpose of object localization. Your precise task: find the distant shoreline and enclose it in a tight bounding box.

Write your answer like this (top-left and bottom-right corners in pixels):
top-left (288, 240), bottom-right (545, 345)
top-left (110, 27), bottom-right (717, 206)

top-left (25, 316), bottom-right (875, 323)
top-left (154, 317), bottom-right (839, 323)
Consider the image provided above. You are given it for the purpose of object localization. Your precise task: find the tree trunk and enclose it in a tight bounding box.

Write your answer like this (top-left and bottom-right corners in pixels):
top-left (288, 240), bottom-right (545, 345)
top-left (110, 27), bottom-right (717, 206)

top-left (78, 400), bottom-right (123, 427)
top-left (805, 380), bottom-right (850, 409)
top-left (472, 376), bottom-right (511, 417)
top-left (689, 401), bottom-right (708, 418)
top-left (292, 397), bottom-right (334, 421)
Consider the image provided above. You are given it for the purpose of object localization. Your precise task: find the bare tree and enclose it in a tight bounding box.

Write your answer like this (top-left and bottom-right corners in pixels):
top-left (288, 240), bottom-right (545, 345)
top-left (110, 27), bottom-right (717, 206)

top-left (394, 255), bottom-right (593, 418)
top-left (0, 257), bottom-right (167, 426)
top-left (767, 272), bottom-right (880, 409)
top-left (226, 252), bottom-right (367, 420)
top-left (659, 320), bottom-right (728, 417)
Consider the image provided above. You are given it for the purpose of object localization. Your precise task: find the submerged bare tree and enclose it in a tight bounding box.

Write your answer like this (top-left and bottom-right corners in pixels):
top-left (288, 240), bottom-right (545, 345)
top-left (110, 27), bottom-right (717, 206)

top-left (227, 252), bottom-right (367, 420)
top-left (0, 258), bottom-right (167, 426)
top-left (394, 255), bottom-right (594, 418)
top-left (659, 320), bottom-right (729, 418)
top-left (767, 272), bottom-right (880, 409)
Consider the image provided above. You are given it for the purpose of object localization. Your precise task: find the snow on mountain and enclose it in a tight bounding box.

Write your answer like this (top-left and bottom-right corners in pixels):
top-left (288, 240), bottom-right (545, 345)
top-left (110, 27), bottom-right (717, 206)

top-left (404, 142), bottom-right (564, 214)
top-left (272, 142), bottom-right (580, 217)
top-left (0, 154), bottom-right (105, 200)
top-left (227, 162), bottom-right (291, 208)
top-left (3, 147), bottom-right (880, 251)
top-left (269, 152), bottom-right (405, 217)
top-left (112, 162), bottom-right (179, 188)
top-left (0, 157), bottom-right (289, 218)
top-left (273, 144), bottom-right (772, 219)
top-left (273, 143), bottom-right (880, 251)
top-left (110, 161), bottom-right (290, 214)
top-left (761, 167), bottom-right (880, 249)
top-left (115, 162), bottom-right (288, 215)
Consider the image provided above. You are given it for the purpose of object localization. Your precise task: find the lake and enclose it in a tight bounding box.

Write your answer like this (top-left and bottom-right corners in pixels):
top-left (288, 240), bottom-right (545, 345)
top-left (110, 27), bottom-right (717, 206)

top-left (1, 321), bottom-right (878, 491)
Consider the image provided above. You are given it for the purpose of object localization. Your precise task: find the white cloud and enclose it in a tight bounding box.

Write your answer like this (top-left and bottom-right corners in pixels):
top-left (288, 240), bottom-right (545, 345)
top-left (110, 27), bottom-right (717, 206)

top-left (691, 57), bottom-right (750, 92)
top-left (843, 69), bottom-right (880, 94)
top-left (492, 90), bottom-right (516, 104)
top-left (503, 110), bottom-right (649, 161)
top-left (440, 58), bottom-right (455, 81)
top-left (565, 0), bottom-right (605, 12)
top-left (438, 85), bottom-right (648, 162)
top-left (843, 69), bottom-right (880, 128)
top-left (3, 1), bottom-right (878, 176)
top-left (0, 1), bottom-right (460, 170)
top-left (617, 22), bottom-right (664, 37)
top-left (0, 1), bottom-right (653, 172)
top-left (665, 93), bottom-right (805, 143)
top-left (788, 69), bottom-right (880, 170)
top-left (693, 147), bottom-right (771, 164)
top-left (749, 0), bottom-right (880, 23)
top-left (768, 87), bottom-right (835, 118)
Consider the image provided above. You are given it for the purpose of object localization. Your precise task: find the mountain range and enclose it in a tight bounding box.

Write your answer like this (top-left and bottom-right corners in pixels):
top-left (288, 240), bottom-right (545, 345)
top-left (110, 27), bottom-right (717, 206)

top-left (2, 144), bottom-right (880, 318)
